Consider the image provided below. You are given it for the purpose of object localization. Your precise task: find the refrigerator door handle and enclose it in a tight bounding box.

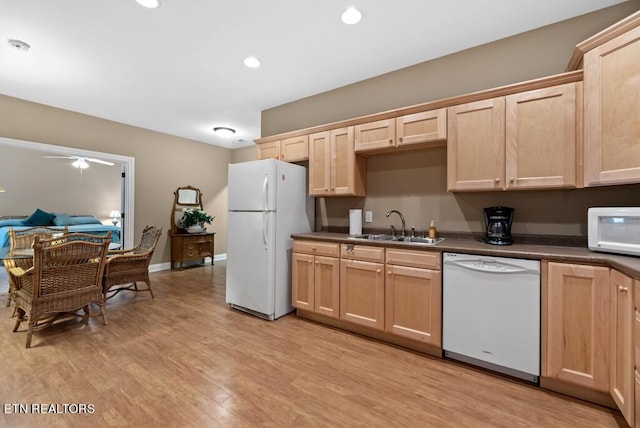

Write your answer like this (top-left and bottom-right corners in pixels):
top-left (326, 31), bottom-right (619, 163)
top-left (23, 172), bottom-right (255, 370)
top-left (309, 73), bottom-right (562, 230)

top-left (262, 175), bottom-right (269, 212)
top-left (262, 211), bottom-right (268, 249)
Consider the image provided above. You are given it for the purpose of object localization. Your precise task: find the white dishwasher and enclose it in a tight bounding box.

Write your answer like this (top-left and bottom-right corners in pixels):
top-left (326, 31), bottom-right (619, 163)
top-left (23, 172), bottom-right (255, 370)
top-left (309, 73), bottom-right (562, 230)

top-left (442, 252), bottom-right (540, 383)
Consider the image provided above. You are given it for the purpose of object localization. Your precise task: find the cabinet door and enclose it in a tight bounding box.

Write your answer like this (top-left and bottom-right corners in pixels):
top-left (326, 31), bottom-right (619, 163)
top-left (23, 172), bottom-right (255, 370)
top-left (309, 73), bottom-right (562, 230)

top-left (292, 253), bottom-right (314, 310)
top-left (314, 256), bottom-right (340, 318)
top-left (331, 127), bottom-right (366, 196)
top-left (354, 118), bottom-right (396, 153)
top-left (544, 262), bottom-right (610, 391)
top-left (385, 264), bottom-right (441, 346)
top-left (505, 83), bottom-right (576, 189)
top-left (340, 259), bottom-right (385, 330)
top-left (584, 25), bottom-right (640, 186)
top-left (257, 141), bottom-right (281, 160)
top-left (447, 98), bottom-right (505, 191)
top-left (610, 269), bottom-right (633, 426)
top-left (308, 131), bottom-right (331, 196)
top-left (397, 109), bottom-right (447, 148)
top-left (281, 135), bottom-right (309, 162)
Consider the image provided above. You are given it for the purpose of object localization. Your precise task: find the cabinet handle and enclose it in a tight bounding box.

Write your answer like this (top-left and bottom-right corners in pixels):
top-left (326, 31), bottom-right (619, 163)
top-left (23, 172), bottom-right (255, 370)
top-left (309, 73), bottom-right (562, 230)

top-left (619, 285), bottom-right (629, 292)
top-left (510, 177), bottom-right (515, 183)
top-left (376, 269), bottom-right (381, 273)
top-left (311, 247), bottom-right (316, 251)
top-left (315, 261), bottom-right (319, 264)
top-left (388, 271), bottom-right (392, 274)
top-left (494, 178), bottom-right (500, 183)
top-left (308, 260), bottom-right (312, 264)
top-left (389, 139), bottom-right (393, 145)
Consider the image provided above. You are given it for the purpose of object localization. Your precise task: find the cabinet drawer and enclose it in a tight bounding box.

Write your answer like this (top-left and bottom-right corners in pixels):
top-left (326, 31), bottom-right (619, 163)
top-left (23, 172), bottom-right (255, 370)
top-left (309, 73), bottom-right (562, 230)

top-left (293, 240), bottom-right (339, 257)
top-left (186, 243), bottom-right (212, 254)
top-left (386, 248), bottom-right (440, 269)
top-left (184, 235), bottom-right (212, 244)
top-left (341, 244), bottom-right (385, 263)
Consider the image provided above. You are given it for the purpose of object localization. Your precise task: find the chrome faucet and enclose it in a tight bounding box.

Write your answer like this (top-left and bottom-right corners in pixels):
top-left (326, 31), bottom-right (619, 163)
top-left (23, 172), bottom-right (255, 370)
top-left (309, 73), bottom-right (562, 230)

top-left (386, 210), bottom-right (406, 238)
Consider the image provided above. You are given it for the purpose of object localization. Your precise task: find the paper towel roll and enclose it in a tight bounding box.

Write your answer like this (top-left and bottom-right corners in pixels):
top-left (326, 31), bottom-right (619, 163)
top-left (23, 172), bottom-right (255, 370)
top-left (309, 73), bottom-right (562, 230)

top-left (349, 209), bottom-right (362, 236)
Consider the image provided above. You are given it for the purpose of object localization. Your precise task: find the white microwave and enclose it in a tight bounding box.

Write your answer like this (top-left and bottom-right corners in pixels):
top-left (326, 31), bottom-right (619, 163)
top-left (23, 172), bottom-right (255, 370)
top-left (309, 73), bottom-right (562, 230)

top-left (588, 207), bottom-right (640, 257)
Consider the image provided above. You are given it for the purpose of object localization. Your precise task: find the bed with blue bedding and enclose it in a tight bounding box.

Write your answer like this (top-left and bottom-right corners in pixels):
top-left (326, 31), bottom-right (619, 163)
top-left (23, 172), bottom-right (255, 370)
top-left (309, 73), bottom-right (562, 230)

top-left (0, 213), bottom-right (121, 248)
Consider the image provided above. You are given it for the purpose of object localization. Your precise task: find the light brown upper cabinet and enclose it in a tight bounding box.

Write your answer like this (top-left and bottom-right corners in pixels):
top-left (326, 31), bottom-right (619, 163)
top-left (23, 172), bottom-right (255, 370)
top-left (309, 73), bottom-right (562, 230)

top-left (308, 127), bottom-right (366, 197)
top-left (505, 83), bottom-right (577, 189)
top-left (447, 97), bottom-right (506, 191)
top-left (256, 140), bottom-right (281, 160)
top-left (355, 109), bottom-right (447, 154)
top-left (257, 135), bottom-right (309, 162)
top-left (583, 24), bottom-right (640, 186)
top-left (448, 83), bottom-right (579, 192)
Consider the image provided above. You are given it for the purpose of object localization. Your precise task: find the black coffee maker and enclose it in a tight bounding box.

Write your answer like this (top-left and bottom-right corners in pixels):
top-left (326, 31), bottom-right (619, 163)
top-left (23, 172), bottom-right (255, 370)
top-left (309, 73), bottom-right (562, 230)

top-left (483, 206), bottom-right (514, 245)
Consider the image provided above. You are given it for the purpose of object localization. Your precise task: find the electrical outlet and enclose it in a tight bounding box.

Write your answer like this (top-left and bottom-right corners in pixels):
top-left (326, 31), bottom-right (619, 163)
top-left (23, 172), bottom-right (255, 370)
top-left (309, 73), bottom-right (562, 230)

top-left (365, 211), bottom-right (373, 223)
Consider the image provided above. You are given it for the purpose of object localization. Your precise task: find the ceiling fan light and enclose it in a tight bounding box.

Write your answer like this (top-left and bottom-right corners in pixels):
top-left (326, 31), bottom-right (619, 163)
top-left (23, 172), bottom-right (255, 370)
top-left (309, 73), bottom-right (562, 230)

top-left (214, 127), bottom-right (236, 138)
top-left (72, 158), bottom-right (89, 169)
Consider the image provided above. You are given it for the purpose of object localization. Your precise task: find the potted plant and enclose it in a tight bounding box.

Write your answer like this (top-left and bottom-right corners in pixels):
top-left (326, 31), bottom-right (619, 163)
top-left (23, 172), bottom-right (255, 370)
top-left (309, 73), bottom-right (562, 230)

top-left (180, 208), bottom-right (214, 233)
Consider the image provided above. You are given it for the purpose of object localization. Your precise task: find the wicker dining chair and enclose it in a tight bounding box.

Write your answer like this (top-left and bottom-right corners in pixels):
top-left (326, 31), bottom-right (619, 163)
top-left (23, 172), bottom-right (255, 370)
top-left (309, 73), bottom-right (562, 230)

top-left (102, 226), bottom-right (162, 299)
top-left (10, 232), bottom-right (111, 348)
top-left (5, 226), bottom-right (69, 307)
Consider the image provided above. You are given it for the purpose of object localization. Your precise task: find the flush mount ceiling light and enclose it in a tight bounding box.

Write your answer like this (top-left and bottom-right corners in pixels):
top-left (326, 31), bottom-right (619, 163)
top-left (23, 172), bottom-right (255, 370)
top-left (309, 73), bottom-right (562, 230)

top-left (243, 57), bottom-right (261, 68)
top-left (136, 0), bottom-right (160, 8)
top-left (213, 127), bottom-right (236, 138)
top-left (244, 56), bottom-right (262, 68)
top-left (341, 7), bottom-right (362, 25)
top-left (7, 39), bottom-right (30, 52)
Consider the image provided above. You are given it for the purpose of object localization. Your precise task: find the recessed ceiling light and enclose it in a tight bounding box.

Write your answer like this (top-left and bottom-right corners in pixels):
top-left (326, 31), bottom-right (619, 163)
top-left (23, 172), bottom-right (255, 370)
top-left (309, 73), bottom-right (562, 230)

top-left (341, 7), bottom-right (362, 25)
top-left (136, 0), bottom-right (160, 8)
top-left (214, 127), bottom-right (236, 138)
top-left (7, 39), bottom-right (30, 52)
top-left (244, 57), bottom-right (261, 68)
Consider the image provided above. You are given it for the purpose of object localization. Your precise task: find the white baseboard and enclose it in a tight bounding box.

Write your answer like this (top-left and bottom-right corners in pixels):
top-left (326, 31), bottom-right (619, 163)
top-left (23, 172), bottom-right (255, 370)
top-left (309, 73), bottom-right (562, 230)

top-left (149, 253), bottom-right (227, 272)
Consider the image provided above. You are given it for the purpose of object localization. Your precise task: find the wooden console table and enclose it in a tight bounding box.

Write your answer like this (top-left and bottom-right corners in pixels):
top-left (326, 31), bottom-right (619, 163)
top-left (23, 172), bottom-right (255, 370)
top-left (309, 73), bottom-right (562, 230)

top-left (170, 231), bottom-right (215, 270)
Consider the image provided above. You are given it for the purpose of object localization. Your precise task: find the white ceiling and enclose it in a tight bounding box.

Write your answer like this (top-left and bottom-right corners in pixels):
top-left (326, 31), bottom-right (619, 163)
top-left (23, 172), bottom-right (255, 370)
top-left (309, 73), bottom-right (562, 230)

top-left (0, 0), bottom-right (627, 149)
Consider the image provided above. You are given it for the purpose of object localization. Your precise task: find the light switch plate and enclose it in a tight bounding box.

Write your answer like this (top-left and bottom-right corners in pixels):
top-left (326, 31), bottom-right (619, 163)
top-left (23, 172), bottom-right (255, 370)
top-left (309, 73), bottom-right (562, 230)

top-left (365, 211), bottom-right (373, 223)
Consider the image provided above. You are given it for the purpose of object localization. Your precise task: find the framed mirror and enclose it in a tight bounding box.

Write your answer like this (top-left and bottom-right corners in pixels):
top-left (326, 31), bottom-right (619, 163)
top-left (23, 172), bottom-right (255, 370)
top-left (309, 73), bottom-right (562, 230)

top-left (177, 188), bottom-right (199, 205)
top-left (171, 185), bottom-right (203, 233)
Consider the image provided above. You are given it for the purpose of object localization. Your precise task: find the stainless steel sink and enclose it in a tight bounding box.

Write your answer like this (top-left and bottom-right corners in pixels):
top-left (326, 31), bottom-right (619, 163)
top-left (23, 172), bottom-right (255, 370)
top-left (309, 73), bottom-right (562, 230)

top-left (399, 237), bottom-right (445, 245)
top-left (349, 234), bottom-right (398, 241)
top-left (348, 234), bottom-right (445, 245)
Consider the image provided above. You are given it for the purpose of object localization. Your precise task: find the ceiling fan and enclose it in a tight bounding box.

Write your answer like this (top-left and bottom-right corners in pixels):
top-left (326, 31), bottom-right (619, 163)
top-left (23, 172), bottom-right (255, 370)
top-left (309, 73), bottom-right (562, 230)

top-left (44, 155), bottom-right (115, 169)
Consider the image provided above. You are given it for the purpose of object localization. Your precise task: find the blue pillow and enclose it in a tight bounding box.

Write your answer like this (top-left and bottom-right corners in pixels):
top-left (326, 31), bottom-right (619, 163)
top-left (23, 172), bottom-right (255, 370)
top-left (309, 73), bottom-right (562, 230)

top-left (25, 208), bottom-right (56, 226)
top-left (67, 216), bottom-right (102, 225)
top-left (52, 213), bottom-right (73, 226)
top-left (0, 218), bottom-right (26, 228)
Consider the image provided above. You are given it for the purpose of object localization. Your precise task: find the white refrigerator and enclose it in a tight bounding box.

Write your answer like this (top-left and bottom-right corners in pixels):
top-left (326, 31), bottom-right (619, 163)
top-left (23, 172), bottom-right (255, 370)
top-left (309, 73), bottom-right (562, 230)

top-left (226, 159), bottom-right (314, 320)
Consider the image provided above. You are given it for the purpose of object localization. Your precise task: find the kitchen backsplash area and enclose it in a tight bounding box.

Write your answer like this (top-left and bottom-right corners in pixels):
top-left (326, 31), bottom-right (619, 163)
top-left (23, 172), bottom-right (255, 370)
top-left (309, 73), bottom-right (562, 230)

top-left (315, 147), bottom-right (640, 239)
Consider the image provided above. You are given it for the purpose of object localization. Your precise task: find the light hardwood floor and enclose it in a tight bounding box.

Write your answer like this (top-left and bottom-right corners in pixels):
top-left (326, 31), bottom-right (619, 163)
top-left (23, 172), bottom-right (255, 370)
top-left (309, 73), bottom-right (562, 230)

top-left (0, 262), bottom-right (625, 427)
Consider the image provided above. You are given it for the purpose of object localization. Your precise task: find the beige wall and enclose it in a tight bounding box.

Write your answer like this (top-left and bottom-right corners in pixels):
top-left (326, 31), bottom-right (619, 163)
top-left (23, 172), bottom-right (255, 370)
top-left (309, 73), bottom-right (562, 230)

top-left (262, 2), bottom-right (640, 237)
top-left (0, 94), bottom-right (231, 264)
top-left (230, 146), bottom-right (258, 164)
top-left (0, 144), bottom-right (121, 220)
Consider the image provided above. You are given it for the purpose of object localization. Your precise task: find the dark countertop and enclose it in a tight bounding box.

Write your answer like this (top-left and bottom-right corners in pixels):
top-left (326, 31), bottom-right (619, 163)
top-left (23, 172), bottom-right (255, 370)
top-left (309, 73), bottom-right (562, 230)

top-left (291, 232), bottom-right (640, 278)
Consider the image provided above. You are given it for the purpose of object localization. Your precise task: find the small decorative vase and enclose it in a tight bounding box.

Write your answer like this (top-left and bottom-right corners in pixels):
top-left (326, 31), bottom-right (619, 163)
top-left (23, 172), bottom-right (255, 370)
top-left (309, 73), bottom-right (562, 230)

top-left (186, 224), bottom-right (203, 234)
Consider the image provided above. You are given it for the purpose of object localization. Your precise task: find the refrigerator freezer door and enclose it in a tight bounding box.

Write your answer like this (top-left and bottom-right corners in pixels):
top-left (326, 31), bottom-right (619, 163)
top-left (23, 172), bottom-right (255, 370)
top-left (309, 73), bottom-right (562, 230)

top-left (228, 159), bottom-right (277, 212)
top-left (226, 211), bottom-right (276, 318)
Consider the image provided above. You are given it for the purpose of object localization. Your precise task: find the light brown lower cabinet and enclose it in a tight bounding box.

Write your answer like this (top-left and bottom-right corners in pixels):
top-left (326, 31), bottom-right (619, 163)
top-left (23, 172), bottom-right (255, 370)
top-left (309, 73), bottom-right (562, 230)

top-left (339, 244), bottom-right (385, 330)
top-left (610, 269), bottom-right (634, 426)
top-left (385, 249), bottom-right (441, 346)
top-left (543, 262), bottom-right (610, 391)
top-left (291, 241), bottom-right (340, 318)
